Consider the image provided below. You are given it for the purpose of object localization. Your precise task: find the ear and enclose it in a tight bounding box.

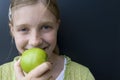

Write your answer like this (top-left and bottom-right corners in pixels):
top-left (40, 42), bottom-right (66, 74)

top-left (56, 19), bottom-right (61, 30)
top-left (9, 22), bottom-right (14, 37)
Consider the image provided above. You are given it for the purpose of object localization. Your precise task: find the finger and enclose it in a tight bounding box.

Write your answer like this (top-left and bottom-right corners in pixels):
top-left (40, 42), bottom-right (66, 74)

top-left (48, 76), bottom-right (55, 80)
top-left (36, 75), bottom-right (53, 80)
top-left (29, 70), bottom-right (54, 80)
top-left (14, 59), bottom-right (24, 79)
top-left (28, 62), bottom-right (52, 77)
top-left (49, 76), bottom-right (55, 80)
top-left (29, 75), bottom-right (55, 80)
top-left (37, 70), bottom-right (54, 80)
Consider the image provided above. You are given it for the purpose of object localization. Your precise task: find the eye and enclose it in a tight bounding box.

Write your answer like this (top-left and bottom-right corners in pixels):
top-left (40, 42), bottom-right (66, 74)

top-left (41, 25), bottom-right (52, 32)
top-left (18, 27), bottom-right (29, 33)
top-left (42, 25), bottom-right (51, 29)
top-left (20, 28), bottom-right (27, 31)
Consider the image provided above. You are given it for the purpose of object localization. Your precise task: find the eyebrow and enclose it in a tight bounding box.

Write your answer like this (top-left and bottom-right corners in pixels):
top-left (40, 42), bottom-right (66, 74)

top-left (15, 20), bottom-right (56, 28)
top-left (15, 24), bottom-right (30, 28)
top-left (38, 20), bottom-right (55, 26)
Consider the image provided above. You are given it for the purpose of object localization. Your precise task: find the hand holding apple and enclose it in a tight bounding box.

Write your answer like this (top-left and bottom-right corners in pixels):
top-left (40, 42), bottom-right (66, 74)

top-left (20, 48), bottom-right (47, 73)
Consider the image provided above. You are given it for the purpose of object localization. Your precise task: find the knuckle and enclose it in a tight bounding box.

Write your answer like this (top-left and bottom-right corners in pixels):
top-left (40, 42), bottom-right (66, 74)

top-left (44, 62), bottom-right (52, 69)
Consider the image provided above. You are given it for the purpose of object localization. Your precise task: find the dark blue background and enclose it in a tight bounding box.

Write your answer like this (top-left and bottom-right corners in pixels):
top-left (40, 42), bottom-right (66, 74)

top-left (0, 0), bottom-right (120, 80)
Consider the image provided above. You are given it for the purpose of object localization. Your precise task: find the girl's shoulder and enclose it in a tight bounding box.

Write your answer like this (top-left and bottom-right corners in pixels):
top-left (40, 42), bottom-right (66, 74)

top-left (0, 56), bottom-right (19, 69)
top-left (64, 55), bottom-right (89, 71)
top-left (0, 61), bottom-right (14, 70)
top-left (64, 55), bottom-right (95, 80)
top-left (0, 56), bottom-right (20, 80)
top-left (0, 61), bottom-right (15, 80)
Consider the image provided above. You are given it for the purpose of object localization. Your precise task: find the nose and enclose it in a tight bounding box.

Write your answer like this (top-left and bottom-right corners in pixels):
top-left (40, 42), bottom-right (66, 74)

top-left (29, 32), bottom-right (43, 47)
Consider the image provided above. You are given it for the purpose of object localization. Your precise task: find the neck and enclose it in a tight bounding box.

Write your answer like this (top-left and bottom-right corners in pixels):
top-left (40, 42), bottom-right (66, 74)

top-left (48, 53), bottom-right (64, 79)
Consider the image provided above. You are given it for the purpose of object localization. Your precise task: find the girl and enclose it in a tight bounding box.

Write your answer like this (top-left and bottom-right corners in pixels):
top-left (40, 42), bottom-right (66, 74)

top-left (0, 0), bottom-right (95, 80)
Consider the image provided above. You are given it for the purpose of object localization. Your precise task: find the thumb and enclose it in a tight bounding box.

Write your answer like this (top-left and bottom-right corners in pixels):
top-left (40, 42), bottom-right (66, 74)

top-left (14, 59), bottom-right (25, 80)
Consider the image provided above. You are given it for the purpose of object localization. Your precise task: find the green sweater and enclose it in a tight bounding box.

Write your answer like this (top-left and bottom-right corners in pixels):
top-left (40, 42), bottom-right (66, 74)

top-left (0, 56), bottom-right (95, 80)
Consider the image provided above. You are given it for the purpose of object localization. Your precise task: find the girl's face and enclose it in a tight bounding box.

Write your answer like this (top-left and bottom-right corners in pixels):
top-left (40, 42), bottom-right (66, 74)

top-left (10, 3), bottom-right (59, 57)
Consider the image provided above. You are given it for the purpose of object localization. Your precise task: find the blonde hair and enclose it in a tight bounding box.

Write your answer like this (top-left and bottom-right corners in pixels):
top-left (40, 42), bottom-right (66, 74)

top-left (9, 0), bottom-right (60, 22)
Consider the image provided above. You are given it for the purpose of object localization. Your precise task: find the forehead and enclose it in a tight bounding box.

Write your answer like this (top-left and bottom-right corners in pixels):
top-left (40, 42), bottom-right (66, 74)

top-left (12, 2), bottom-right (56, 26)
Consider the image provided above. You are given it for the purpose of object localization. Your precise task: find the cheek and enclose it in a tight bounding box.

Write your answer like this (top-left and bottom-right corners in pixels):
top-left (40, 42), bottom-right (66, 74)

top-left (44, 31), bottom-right (57, 46)
top-left (14, 34), bottom-right (27, 53)
top-left (14, 37), bottom-right (24, 46)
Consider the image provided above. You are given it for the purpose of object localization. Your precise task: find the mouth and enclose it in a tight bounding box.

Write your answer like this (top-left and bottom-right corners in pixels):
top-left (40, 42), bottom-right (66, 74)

top-left (24, 47), bottom-right (48, 52)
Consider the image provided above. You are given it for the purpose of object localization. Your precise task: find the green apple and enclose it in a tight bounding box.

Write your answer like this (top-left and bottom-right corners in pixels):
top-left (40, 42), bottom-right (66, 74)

top-left (20, 48), bottom-right (47, 73)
